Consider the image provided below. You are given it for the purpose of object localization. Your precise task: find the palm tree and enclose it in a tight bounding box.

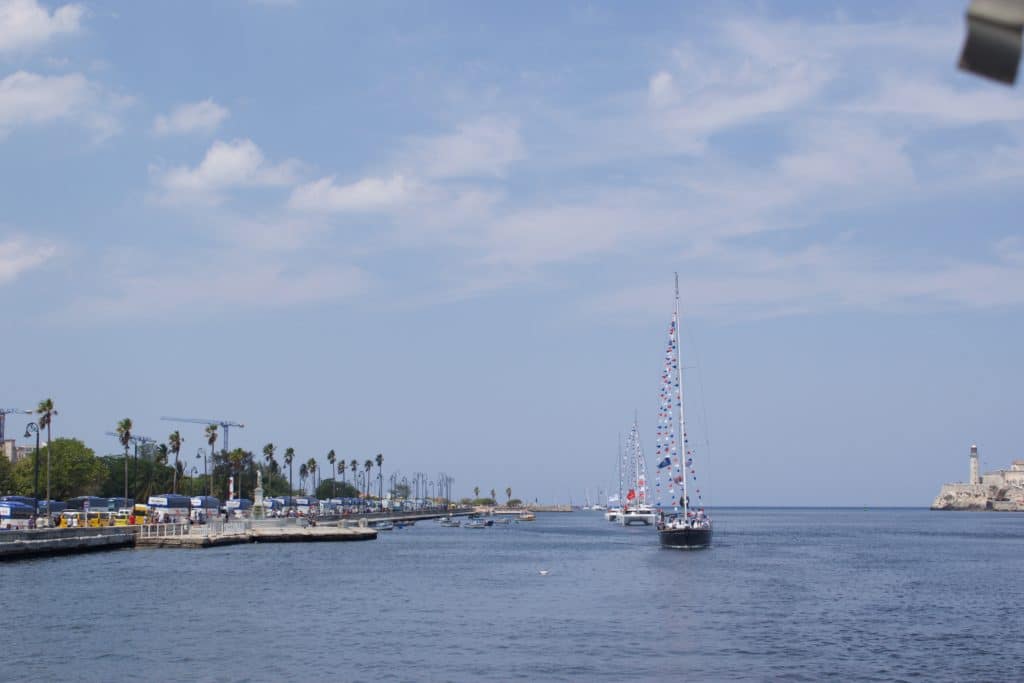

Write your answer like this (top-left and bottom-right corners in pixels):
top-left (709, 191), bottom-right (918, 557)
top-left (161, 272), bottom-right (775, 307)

top-left (298, 462), bottom-right (308, 493)
top-left (284, 447), bottom-right (295, 496)
top-left (146, 443), bottom-right (169, 499)
top-left (116, 417), bottom-right (132, 501)
top-left (490, 488), bottom-right (496, 504)
top-left (506, 487), bottom-right (512, 504)
top-left (229, 449), bottom-right (246, 499)
top-left (473, 486), bottom-right (480, 500)
top-left (174, 461), bottom-right (185, 493)
top-left (363, 459), bottom-right (373, 498)
top-left (306, 458), bottom-right (318, 495)
top-left (375, 453), bottom-right (384, 501)
top-left (327, 450), bottom-right (337, 497)
top-left (263, 443), bottom-right (276, 470)
top-left (338, 459), bottom-right (346, 490)
top-left (168, 430), bottom-right (183, 493)
top-left (36, 397), bottom-right (57, 507)
top-left (205, 423), bottom-right (218, 459)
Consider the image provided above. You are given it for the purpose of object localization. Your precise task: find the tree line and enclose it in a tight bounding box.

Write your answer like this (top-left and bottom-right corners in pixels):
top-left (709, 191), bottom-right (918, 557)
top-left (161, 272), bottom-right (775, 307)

top-left (0, 400), bottom-right (392, 504)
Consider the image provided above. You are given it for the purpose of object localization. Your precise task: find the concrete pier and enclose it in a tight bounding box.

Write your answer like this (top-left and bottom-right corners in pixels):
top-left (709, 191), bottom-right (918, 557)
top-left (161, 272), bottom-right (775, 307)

top-left (134, 519), bottom-right (377, 548)
top-left (0, 509), bottom-right (467, 560)
top-left (0, 527), bottom-right (135, 560)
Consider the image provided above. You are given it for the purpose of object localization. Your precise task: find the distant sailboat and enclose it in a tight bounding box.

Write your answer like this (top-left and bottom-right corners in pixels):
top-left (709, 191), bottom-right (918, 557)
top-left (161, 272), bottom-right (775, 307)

top-left (619, 418), bottom-right (655, 526)
top-left (655, 274), bottom-right (712, 550)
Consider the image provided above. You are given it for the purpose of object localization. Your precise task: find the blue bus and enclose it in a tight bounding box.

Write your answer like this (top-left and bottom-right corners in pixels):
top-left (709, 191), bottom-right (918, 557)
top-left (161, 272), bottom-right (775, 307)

top-left (0, 501), bottom-right (36, 529)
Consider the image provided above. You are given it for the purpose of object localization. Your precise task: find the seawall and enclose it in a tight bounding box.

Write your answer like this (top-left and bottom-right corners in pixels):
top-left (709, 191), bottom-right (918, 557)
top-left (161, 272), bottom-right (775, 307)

top-left (0, 527), bottom-right (135, 560)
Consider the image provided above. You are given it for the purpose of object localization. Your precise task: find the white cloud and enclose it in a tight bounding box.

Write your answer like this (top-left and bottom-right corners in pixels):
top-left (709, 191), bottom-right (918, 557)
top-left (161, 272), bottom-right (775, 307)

top-left (73, 256), bottom-right (367, 320)
top-left (155, 138), bottom-right (299, 204)
top-left (288, 174), bottom-right (421, 213)
top-left (153, 98), bottom-right (229, 136)
top-left (401, 117), bottom-right (526, 179)
top-left (0, 234), bottom-right (56, 284)
top-left (848, 78), bottom-right (1024, 126)
top-left (0, 0), bottom-right (82, 54)
top-left (590, 240), bottom-right (1024, 321)
top-left (647, 71), bottom-right (678, 108)
top-left (0, 70), bottom-right (130, 140)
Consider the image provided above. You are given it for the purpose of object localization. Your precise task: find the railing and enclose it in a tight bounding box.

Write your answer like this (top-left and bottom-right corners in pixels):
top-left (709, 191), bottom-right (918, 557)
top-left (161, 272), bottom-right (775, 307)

top-left (188, 520), bottom-right (250, 537)
top-left (138, 523), bottom-right (189, 539)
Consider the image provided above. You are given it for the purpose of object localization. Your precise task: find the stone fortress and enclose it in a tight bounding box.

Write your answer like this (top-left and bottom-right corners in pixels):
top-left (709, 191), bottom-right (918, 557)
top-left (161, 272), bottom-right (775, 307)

top-left (932, 444), bottom-right (1024, 511)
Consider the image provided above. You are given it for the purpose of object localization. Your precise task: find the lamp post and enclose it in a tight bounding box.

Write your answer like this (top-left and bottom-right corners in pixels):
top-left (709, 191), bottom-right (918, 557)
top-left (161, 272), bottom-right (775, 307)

top-left (25, 423), bottom-right (40, 519)
top-left (196, 448), bottom-right (208, 497)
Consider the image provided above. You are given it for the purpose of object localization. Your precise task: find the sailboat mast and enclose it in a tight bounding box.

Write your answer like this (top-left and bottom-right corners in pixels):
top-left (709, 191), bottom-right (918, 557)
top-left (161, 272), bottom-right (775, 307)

top-left (674, 272), bottom-right (689, 519)
top-left (617, 432), bottom-right (623, 506)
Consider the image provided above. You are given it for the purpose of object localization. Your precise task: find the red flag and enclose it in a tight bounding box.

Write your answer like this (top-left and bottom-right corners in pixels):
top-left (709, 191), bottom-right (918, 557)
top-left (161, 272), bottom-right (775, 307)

top-left (626, 489), bottom-right (636, 501)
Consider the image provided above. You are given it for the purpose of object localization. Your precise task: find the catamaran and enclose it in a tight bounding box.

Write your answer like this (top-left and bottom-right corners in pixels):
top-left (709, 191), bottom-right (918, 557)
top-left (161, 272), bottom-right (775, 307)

top-left (655, 274), bottom-right (712, 549)
top-left (619, 418), bottom-right (656, 526)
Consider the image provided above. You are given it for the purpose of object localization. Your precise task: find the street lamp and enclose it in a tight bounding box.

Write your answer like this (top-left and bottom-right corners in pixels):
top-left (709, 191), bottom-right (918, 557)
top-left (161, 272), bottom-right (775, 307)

top-left (196, 448), bottom-right (208, 497)
top-left (24, 423), bottom-right (41, 521)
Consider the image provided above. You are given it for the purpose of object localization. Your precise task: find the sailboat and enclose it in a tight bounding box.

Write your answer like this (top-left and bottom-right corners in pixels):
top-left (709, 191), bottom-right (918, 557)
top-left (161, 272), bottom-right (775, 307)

top-left (605, 435), bottom-right (623, 521)
top-left (655, 274), bottom-right (712, 549)
top-left (618, 418), bottom-right (656, 526)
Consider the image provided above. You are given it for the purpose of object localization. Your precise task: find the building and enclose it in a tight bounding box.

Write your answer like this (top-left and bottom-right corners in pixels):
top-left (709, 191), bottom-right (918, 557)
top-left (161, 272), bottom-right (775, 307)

top-left (1, 440), bottom-right (39, 465)
top-left (932, 444), bottom-right (1024, 511)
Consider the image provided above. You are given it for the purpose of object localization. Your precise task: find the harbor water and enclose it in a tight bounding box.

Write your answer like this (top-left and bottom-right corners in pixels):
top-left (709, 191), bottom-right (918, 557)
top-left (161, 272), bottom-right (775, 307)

top-left (4, 508), bottom-right (1023, 681)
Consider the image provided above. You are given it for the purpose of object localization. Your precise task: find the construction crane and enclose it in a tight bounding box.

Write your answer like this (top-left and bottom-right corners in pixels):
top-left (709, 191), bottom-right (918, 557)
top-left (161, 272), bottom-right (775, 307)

top-left (0, 408), bottom-right (34, 443)
top-left (104, 432), bottom-right (157, 449)
top-left (160, 416), bottom-right (244, 454)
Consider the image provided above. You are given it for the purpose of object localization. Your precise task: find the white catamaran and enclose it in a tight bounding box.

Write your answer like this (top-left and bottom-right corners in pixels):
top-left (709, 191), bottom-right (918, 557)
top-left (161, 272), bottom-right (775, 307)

top-left (619, 418), bottom-right (656, 526)
top-left (655, 274), bottom-right (712, 549)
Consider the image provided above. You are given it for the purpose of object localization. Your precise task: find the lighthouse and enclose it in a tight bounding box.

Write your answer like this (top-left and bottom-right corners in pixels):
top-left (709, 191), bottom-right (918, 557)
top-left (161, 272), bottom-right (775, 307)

top-left (970, 444), bottom-right (980, 485)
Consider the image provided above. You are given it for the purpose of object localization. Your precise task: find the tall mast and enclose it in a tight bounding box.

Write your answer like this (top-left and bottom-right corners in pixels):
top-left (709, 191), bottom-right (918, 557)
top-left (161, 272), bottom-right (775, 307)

top-left (674, 272), bottom-right (689, 518)
top-left (617, 432), bottom-right (623, 506)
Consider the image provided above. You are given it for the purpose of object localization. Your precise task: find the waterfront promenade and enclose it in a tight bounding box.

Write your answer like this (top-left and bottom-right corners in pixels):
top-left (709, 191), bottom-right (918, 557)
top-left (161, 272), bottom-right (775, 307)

top-left (0, 508), bottom-right (473, 560)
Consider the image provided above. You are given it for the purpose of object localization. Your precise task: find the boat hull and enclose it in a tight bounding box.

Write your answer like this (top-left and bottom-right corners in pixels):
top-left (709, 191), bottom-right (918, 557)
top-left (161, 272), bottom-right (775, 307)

top-left (619, 512), bottom-right (656, 526)
top-left (658, 526), bottom-right (712, 549)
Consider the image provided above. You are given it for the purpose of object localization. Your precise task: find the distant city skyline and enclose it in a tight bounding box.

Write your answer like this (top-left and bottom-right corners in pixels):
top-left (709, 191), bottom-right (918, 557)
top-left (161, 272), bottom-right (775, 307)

top-left (1, 1), bottom-right (1022, 505)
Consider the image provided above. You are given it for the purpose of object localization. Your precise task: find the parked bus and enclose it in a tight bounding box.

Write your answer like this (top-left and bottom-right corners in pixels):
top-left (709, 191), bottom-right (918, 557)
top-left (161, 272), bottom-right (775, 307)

top-left (65, 496), bottom-right (111, 512)
top-left (147, 494), bottom-right (191, 523)
top-left (225, 498), bottom-right (252, 519)
top-left (0, 501), bottom-right (36, 529)
top-left (0, 495), bottom-right (38, 509)
top-left (190, 496), bottom-right (220, 523)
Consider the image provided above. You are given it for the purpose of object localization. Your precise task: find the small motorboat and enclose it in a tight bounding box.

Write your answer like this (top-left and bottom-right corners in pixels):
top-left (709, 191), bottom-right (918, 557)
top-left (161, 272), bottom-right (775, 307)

top-left (373, 520), bottom-right (395, 531)
top-left (464, 518), bottom-right (487, 529)
top-left (439, 517), bottom-right (460, 527)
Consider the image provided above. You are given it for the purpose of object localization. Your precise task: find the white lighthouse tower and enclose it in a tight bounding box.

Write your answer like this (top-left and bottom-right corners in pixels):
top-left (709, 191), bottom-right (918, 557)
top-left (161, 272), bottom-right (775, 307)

top-left (970, 444), bottom-right (980, 485)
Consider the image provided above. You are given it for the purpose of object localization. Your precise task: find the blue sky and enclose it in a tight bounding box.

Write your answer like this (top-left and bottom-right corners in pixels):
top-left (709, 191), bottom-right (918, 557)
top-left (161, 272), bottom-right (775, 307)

top-left (2, 0), bottom-right (1022, 505)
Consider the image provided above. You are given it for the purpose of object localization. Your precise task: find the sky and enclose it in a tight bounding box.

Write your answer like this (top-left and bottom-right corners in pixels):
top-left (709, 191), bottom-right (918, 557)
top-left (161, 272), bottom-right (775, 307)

top-left (1, 0), bottom-right (1022, 506)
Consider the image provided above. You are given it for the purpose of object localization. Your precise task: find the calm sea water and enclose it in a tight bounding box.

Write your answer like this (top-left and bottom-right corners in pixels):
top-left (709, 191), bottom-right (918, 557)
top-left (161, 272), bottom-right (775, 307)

top-left (4, 508), bottom-right (1024, 681)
